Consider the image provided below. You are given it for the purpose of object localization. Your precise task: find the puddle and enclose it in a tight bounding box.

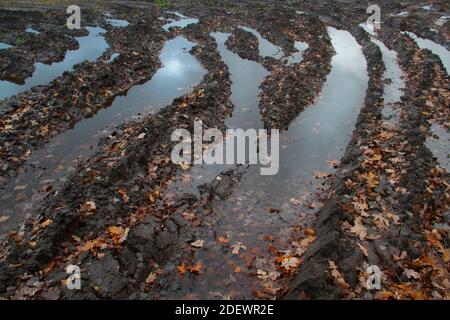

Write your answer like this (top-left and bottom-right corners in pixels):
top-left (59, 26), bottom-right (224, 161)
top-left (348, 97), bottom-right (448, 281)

top-left (238, 26), bottom-right (284, 60)
top-left (359, 22), bottom-right (377, 36)
top-left (106, 18), bottom-right (130, 27)
top-left (107, 52), bottom-right (120, 63)
top-left (26, 27), bottom-right (40, 35)
top-left (0, 42), bottom-right (13, 49)
top-left (0, 26), bottom-right (108, 101)
top-left (286, 41), bottom-right (309, 65)
top-left (436, 16), bottom-right (449, 26)
top-left (422, 5), bottom-right (433, 10)
top-left (160, 27), bottom-right (368, 299)
top-left (162, 13), bottom-right (199, 31)
top-left (393, 11), bottom-right (409, 17)
top-left (175, 31), bottom-right (269, 187)
top-left (369, 38), bottom-right (405, 126)
top-left (403, 31), bottom-right (450, 73)
top-left (426, 123), bottom-right (450, 172)
top-left (0, 36), bottom-right (206, 235)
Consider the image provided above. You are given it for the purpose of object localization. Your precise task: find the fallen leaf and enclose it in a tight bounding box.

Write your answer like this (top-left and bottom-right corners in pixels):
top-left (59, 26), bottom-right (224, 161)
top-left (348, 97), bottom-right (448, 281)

top-left (191, 239), bottom-right (204, 248)
top-left (180, 162), bottom-right (190, 170)
top-left (118, 188), bottom-right (129, 203)
top-left (374, 291), bottom-right (394, 300)
top-left (328, 260), bottom-right (350, 289)
top-left (188, 263), bottom-right (202, 274)
top-left (314, 171), bottom-right (328, 179)
top-left (40, 219), bottom-right (53, 228)
top-left (350, 217), bottom-right (367, 240)
top-left (404, 269), bottom-right (421, 280)
top-left (304, 227), bottom-right (315, 237)
top-left (80, 200), bottom-right (96, 215)
top-left (145, 272), bottom-right (157, 284)
top-left (177, 264), bottom-right (187, 276)
top-left (217, 236), bottom-right (230, 243)
top-left (281, 257), bottom-right (301, 271)
top-left (357, 242), bottom-right (369, 257)
top-left (231, 242), bottom-right (246, 254)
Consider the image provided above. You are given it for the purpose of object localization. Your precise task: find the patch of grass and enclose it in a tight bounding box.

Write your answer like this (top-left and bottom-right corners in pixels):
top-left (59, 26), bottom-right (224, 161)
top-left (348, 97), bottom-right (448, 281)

top-left (154, 0), bottom-right (169, 8)
top-left (15, 36), bottom-right (24, 45)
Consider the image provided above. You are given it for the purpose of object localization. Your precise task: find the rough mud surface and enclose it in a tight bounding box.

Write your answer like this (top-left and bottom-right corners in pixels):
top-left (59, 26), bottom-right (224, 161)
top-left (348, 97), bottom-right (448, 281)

top-left (0, 9), bottom-right (87, 84)
top-left (0, 0), bottom-right (449, 300)
top-left (225, 27), bottom-right (259, 62)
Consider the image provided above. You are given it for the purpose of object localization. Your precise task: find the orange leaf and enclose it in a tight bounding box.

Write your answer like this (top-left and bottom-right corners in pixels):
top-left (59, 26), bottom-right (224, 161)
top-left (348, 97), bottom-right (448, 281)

top-left (217, 236), bottom-right (230, 243)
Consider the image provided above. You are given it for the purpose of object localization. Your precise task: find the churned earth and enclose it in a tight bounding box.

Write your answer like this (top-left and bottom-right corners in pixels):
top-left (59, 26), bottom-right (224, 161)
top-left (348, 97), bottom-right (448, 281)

top-left (0, 0), bottom-right (448, 300)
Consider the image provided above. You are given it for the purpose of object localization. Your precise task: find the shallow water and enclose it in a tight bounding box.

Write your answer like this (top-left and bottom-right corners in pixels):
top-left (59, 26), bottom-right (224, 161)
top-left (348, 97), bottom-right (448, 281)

top-left (178, 31), bottom-right (269, 187)
top-left (239, 26), bottom-right (284, 60)
top-left (161, 27), bottom-right (368, 299)
top-left (0, 36), bottom-right (206, 235)
top-left (286, 41), bottom-right (309, 65)
top-left (359, 22), bottom-right (377, 36)
top-left (162, 13), bottom-right (199, 31)
top-left (436, 16), bottom-right (449, 26)
top-left (108, 52), bottom-right (120, 63)
top-left (370, 38), bottom-right (405, 125)
top-left (426, 123), bottom-right (450, 172)
top-left (106, 18), bottom-right (130, 27)
top-left (403, 31), bottom-right (450, 73)
top-left (0, 42), bottom-right (13, 49)
top-left (0, 26), bottom-right (108, 100)
top-left (26, 27), bottom-right (40, 34)
top-left (394, 11), bottom-right (409, 17)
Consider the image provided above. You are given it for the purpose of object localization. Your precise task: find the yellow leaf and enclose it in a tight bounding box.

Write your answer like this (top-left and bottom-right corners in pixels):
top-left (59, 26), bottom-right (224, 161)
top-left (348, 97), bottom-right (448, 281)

top-left (40, 219), bottom-right (53, 228)
top-left (145, 272), bottom-right (157, 284)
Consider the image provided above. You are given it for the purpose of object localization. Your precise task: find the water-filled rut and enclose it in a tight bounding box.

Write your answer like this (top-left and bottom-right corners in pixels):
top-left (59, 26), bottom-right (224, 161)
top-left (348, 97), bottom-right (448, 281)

top-left (157, 27), bottom-right (369, 299)
top-left (0, 27), bottom-right (109, 101)
top-left (0, 35), bottom-right (206, 235)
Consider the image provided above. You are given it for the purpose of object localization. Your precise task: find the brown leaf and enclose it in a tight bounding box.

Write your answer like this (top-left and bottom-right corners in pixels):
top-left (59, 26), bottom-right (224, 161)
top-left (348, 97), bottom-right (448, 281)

top-left (40, 219), bottom-right (53, 229)
top-left (191, 239), bottom-right (204, 248)
top-left (80, 200), bottom-right (96, 215)
top-left (357, 242), bottom-right (369, 257)
top-left (231, 242), bottom-right (246, 254)
top-left (217, 236), bottom-right (230, 243)
top-left (350, 217), bottom-right (367, 240)
top-left (118, 188), bottom-right (129, 203)
top-left (145, 272), bottom-right (157, 284)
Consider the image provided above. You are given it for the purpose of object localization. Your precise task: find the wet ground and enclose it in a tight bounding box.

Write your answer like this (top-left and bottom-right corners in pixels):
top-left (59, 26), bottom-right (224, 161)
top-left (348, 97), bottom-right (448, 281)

top-left (0, 0), bottom-right (448, 300)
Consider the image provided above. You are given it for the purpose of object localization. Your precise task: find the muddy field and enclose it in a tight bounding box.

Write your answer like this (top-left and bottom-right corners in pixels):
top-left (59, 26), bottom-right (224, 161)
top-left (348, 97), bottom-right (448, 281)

top-left (0, 0), bottom-right (449, 300)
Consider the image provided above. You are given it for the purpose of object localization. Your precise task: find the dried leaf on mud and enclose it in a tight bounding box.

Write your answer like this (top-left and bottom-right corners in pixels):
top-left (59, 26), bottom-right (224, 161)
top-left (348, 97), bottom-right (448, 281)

top-left (350, 217), bottom-right (367, 240)
top-left (191, 239), bottom-right (204, 248)
top-left (328, 260), bottom-right (350, 289)
top-left (357, 242), bottom-right (369, 257)
top-left (0, 215), bottom-right (10, 223)
top-left (145, 272), bottom-right (157, 284)
top-left (217, 236), bottom-right (230, 243)
top-left (231, 242), bottom-right (246, 254)
top-left (177, 263), bottom-right (203, 276)
top-left (79, 200), bottom-right (96, 215)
